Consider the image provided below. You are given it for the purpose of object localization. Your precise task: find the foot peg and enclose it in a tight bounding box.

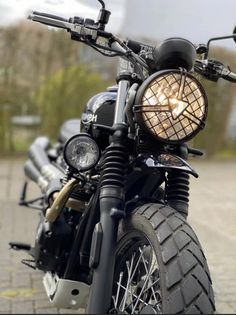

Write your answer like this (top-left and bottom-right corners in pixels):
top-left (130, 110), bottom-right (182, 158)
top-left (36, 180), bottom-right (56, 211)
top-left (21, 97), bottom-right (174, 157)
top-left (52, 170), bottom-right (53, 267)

top-left (9, 242), bottom-right (31, 252)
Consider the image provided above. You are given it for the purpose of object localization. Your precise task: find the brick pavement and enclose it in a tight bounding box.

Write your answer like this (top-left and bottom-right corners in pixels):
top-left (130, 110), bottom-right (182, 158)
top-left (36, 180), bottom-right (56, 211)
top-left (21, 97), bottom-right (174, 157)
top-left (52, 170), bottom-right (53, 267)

top-left (189, 160), bottom-right (236, 314)
top-left (0, 158), bottom-right (235, 313)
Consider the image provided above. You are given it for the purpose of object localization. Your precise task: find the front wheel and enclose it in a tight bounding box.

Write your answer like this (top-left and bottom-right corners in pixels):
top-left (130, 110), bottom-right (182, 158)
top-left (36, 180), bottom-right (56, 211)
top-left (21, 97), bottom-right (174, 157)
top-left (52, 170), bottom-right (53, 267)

top-left (110, 203), bottom-right (215, 314)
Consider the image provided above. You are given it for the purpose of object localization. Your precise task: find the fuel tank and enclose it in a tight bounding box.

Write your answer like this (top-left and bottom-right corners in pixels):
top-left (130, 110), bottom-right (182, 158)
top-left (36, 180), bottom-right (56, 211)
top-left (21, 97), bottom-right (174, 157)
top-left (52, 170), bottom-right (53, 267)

top-left (81, 87), bottom-right (117, 149)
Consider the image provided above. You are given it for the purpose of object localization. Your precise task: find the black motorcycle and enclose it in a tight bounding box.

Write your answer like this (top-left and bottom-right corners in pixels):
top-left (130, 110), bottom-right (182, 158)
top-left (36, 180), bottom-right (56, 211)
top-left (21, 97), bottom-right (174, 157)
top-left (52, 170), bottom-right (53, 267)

top-left (10, 1), bottom-right (236, 313)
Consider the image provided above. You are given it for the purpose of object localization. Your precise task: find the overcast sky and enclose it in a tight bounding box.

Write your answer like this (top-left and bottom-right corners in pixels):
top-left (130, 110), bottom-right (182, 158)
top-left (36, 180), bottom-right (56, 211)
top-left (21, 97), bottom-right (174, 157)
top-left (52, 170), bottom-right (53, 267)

top-left (122, 0), bottom-right (236, 50)
top-left (0, 0), bottom-right (125, 33)
top-left (0, 0), bottom-right (236, 50)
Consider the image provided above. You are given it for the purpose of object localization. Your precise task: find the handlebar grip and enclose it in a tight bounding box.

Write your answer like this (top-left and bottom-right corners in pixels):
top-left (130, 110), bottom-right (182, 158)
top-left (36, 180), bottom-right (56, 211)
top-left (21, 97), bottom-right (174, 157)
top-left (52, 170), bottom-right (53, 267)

top-left (32, 11), bottom-right (69, 22)
top-left (28, 12), bottom-right (69, 29)
top-left (222, 71), bottom-right (236, 83)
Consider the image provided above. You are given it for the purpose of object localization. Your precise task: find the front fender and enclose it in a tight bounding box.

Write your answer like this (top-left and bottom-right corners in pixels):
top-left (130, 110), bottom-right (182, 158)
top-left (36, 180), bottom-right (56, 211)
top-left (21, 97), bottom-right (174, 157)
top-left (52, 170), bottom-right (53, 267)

top-left (135, 153), bottom-right (198, 178)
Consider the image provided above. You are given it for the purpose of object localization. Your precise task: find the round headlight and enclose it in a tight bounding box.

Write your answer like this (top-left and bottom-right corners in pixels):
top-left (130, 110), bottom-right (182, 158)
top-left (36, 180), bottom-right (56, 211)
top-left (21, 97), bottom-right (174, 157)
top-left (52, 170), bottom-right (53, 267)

top-left (64, 134), bottom-right (100, 172)
top-left (134, 70), bottom-right (208, 143)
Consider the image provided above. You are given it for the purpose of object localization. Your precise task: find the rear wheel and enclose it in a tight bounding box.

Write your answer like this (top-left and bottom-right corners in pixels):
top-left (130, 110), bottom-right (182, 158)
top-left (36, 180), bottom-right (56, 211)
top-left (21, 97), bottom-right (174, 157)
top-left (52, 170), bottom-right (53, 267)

top-left (110, 203), bottom-right (215, 314)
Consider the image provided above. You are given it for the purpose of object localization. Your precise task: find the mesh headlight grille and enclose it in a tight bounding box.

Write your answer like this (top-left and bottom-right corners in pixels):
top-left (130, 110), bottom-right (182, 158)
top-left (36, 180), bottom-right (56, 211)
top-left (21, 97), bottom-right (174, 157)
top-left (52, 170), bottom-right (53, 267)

top-left (134, 70), bottom-right (208, 143)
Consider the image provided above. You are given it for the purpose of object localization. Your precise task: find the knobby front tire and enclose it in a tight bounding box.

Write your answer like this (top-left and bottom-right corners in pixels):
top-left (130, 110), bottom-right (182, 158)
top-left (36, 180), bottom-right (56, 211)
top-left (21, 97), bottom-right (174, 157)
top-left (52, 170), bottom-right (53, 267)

top-left (111, 203), bottom-right (215, 314)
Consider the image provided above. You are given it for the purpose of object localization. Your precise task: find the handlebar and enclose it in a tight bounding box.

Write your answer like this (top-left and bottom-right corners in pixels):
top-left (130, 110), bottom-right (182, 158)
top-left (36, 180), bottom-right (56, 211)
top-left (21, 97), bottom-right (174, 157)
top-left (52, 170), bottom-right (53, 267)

top-left (29, 11), bottom-right (236, 83)
top-left (194, 59), bottom-right (236, 83)
top-left (28, 11), bottom-right (150, 71)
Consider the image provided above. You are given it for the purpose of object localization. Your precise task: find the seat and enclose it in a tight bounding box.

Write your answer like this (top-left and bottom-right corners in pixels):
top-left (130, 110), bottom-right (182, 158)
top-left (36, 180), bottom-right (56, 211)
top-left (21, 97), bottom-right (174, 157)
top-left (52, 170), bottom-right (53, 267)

top-left (58, 119), bottom-right (81, 143)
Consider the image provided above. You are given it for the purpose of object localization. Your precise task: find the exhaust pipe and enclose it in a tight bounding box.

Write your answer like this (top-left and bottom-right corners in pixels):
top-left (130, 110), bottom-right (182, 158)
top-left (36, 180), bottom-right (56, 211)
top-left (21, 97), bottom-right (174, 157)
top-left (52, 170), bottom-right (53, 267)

top-left (28, 137), bottom-right (50, 170)
top-left (26, 137), bottom-right (83, 219)
top-left (24, 160), bottom-right (49, 192)
top-left (28, 137), bottom-right (63, 182)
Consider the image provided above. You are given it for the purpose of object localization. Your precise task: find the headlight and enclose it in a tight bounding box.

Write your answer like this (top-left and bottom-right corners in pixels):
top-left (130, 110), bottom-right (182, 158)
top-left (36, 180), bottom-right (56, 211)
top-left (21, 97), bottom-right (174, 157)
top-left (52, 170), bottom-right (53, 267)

top-left (134, 70), bottom-right (208, 143)
top-left (64, 134), bottom-right (100, 172)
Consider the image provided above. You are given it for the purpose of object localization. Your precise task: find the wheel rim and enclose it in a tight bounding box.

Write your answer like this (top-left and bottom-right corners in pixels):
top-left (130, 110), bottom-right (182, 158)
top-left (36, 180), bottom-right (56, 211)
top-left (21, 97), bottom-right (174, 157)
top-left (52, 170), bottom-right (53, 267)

top-left (112, 237), bottom-right (162, 314)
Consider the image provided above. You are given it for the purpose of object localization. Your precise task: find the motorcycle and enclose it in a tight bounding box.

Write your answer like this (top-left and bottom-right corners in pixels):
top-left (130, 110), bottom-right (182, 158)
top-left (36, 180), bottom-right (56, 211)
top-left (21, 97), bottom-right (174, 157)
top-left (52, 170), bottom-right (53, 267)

top-left (10, 0), bottom-right (236, 313)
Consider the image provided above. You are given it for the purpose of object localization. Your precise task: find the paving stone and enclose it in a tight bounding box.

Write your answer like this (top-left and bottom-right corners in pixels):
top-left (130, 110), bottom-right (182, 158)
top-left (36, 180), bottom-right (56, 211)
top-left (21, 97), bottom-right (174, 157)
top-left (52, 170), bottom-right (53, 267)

top-left (32, 279), bottom-right (44, 289)
top-left (31, 273), bottom-right (44, 281)
top-left (0, 272), bottom-right (11, 282)
top-left (12, 274), bottom-right (31, 288)
top-left (215, 293), bottom-right (236, 303)
top-left (0, 282), bottom-right (11, 291)
top-left (59, 308), bottom-right (85, 314)
top-left (36, 308), bottom-right (58, 314)
top-left (35, 299), bottom-right (54, 310)
top-left (216, 301), bottom-right (235, 314)
top-left (0, 298), bottom-right (11, 312)
top-left (214, 285), bottom-right (236, 295)
top-left (12, 300), bottom-right (34, 314)
top-left (228, 302), bottom-right (236, 312)
top-left (33, 292), bottom-right (48, 301)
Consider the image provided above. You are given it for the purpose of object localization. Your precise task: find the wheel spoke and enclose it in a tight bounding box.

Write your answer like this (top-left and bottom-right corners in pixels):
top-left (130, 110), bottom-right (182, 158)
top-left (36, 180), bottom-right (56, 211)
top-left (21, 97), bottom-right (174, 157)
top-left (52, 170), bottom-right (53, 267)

top-left (118, 283), bottom-right (149, 307)
top-left (139, 247), bottom-right (159, 305)
top-left (127, 250), bottom-right (143, 288)
top-left (113, 243), bottom-right (162, 314)
top-left (115, 271), bottom-right (124, 308)
top-left (131, 247), bottom-right (156, 311)
top-left (121, 259), bottom-right (134, 311)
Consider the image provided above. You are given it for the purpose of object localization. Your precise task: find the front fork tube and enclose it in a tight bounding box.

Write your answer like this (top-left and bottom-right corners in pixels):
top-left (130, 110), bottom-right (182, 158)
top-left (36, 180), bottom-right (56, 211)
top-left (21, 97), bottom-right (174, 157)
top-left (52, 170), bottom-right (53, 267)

top-left (87, 126), bottom-right (128, 314)
top-left (87, 195), bottom-right (124, 314)
top-left (87, 78), bottom-right (130, 314)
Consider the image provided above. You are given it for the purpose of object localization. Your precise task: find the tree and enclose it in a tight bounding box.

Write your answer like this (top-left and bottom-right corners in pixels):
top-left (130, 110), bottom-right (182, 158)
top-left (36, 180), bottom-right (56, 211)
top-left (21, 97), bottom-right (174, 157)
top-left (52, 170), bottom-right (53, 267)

top-left (34, 64), bottom-right (111, 139)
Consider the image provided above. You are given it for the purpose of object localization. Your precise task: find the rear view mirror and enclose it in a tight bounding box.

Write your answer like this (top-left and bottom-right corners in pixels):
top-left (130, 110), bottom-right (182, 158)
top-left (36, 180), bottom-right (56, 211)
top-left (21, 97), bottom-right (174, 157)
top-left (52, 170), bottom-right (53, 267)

top-left (233, 25), bottom-right (236, 43)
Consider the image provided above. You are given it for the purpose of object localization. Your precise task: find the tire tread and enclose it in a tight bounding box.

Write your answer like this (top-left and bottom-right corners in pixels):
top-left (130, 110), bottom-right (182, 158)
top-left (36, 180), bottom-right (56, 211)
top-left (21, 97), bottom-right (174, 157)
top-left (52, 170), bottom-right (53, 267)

top-left (136, 203), bottom-right (215, 314)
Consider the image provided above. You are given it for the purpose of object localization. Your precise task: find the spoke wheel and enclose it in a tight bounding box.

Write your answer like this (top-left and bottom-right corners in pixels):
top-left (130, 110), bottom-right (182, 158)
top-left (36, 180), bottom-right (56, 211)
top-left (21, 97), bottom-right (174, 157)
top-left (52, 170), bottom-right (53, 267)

top-left (112, 234), bottom-right (162, 314)
top-left (108, 203), bottom-right (215, 314)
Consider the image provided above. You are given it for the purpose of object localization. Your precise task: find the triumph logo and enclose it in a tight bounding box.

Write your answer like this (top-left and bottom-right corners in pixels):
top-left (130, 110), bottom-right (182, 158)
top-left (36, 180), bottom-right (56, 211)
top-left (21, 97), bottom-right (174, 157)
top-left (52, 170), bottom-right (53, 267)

top-left (82, 113), bottom-right (97, 124)
top-left (140, 44), bottom-right (154, 54)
